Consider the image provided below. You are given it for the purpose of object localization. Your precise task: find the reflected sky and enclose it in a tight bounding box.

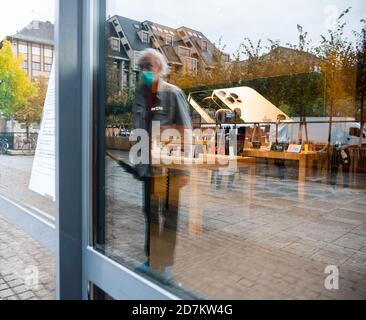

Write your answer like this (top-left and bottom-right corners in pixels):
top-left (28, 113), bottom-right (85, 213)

top-left (0, 0), bottom-right (364, 56)
top-left (0, 0), bottom-right (55, 41)
top-left (107, 0), bottom-right (366, 55)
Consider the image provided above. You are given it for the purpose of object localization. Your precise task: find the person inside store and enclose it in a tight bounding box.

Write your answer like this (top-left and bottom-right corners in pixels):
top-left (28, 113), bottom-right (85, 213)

top-left (329, 131), bottom-right (351, 188)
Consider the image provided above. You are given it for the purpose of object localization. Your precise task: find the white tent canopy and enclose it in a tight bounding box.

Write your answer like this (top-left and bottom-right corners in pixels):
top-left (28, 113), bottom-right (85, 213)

top-left (211, 87), bottom-right (292, 123)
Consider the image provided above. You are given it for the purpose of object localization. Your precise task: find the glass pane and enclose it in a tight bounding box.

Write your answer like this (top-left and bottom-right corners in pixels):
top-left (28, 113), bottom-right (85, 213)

top-left (0, 1), bottom-right (56, 300)
top-left (0, 11), bottom-right (56, 216)
top-left (96, 0), bottom-right (366, 299)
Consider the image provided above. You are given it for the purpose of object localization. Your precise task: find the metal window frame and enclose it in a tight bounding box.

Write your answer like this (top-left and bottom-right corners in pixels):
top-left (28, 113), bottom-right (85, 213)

top-left (55, 0), bottom-right (83, 300)
top-left (56, 0), bottom-right (178, 300)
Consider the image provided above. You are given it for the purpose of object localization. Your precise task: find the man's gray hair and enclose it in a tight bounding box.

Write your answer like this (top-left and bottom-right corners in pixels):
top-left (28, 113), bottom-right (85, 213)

top-left (137, 48), bottom-right (169, 77)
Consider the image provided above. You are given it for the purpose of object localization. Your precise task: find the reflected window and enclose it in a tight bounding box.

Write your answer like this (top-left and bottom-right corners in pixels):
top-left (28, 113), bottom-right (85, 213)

top-left (124, 43), bottom-right (130, 51)
top-left (44, 47), bottom-right (53, 58)
top-left (166, 35), bottom-right (173, 46)
top-left (178, 46), bottom-right (190, 57)
top-left (32, 46), bottom-right (41, 56)
top-left (32, 62), bottom-right (41, 70)
top-left (19, 43), bottom-right (28, 54)
top-left (110, 37), bottom-right (120, 51)
top-left (44, 63), bottom-right (52, 72)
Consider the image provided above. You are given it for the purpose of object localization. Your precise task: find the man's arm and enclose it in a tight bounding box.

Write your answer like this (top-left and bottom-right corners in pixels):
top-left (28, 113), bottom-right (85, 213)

top-left (132, 88), bottom-right (146, 131)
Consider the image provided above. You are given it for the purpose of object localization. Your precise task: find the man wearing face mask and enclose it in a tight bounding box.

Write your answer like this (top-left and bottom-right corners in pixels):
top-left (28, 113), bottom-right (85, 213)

top-left (132, 48), bottom-right (192, 283)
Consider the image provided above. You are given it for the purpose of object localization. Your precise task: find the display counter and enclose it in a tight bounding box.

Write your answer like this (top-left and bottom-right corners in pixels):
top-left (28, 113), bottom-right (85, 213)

top-left (243, 148), bottom-right (327, 200)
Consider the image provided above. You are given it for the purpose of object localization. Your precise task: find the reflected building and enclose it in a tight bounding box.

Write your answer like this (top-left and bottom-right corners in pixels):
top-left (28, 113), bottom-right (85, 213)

top-left (107, 15), bottom-right (230, 92)
top-left (0, 20), bottom-right (55, 136)
top-left (2, 20), bottom-right (55, 82)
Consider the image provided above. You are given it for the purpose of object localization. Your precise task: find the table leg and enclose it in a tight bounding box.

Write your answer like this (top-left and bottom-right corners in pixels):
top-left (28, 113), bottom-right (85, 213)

top-left (298, 158), bottom-right (306, 201)
top-left (188, 167), bottom-right (203, 235)
top-left (250, 161), bottom-right (257, 199)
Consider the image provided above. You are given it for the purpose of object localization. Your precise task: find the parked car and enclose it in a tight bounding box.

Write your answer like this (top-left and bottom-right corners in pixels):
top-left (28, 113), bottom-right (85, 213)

top-left (119, 128), bottom-right (130, 137)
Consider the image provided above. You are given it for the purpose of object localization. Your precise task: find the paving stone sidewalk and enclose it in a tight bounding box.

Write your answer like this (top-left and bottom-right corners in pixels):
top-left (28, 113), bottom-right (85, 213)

top-left (104, 152), bottom-right (366, 299)
top-left (0, 215), bottom-right (55, 300)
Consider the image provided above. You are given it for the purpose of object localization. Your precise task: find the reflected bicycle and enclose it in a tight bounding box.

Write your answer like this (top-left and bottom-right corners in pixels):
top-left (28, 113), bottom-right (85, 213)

top-left (0, 138), bottom-right (9, 154)
top-left (17, 134), bottom-right (38, 155)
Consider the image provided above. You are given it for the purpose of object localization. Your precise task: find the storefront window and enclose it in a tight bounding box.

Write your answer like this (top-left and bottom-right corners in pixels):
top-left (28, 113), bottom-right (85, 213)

top-left (95, 0), bottom-right (366, 299)
top-left (0, 7), bottom-right (55, 217)
top-left (0, 1), bottom-right (56, 301)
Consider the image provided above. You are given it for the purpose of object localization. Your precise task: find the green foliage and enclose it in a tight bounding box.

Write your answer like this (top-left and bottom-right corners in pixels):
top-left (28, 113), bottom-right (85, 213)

top-left (0, 40), bottom-right (38, 120)
top-left (315, 7), bottom-right (357, 118)
top-left (13, 76), bottom-right (47, 131)
top-left (106, 94), bottom-right (134, 129)
top-left (106, 97), bottom-right (133, 116)
top-left (354, 19), bottom-right (366, 122)
top-left (0, 71), bottom-right (14, 117)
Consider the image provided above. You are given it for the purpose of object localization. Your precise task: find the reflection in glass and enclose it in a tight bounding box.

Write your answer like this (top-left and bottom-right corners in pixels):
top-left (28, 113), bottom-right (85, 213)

top-left (0, 18), bottom-right (55, 216)
top-left (98, 0), bottom-right (366, 300)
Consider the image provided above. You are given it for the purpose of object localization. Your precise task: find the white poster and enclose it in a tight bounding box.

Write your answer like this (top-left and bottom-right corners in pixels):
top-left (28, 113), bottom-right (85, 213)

top-left (29, 64), bottom-right (56, 201)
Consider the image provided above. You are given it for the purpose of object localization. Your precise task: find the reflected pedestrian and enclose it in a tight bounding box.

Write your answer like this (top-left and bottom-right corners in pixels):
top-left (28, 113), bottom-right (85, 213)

top-left (131, 49), bottom-right (192, 283)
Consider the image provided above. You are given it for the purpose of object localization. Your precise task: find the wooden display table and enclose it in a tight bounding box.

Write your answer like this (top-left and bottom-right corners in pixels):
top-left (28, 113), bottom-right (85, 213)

top-left (152, 154), bottom-right (255, 235)
top-left (243, 148), bottom-right (326, 200)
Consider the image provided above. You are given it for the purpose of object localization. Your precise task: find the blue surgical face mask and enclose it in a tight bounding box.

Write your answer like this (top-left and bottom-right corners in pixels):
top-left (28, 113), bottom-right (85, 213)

top-left (140, 71), bottom-right (155, 87)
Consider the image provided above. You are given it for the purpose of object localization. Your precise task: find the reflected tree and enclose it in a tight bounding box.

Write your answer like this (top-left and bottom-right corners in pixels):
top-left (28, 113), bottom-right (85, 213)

top-left (355, 19), bottom-right (366, 145)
